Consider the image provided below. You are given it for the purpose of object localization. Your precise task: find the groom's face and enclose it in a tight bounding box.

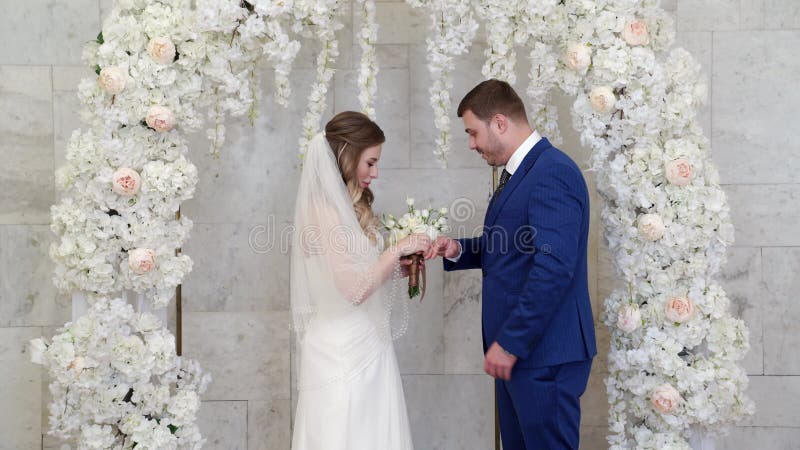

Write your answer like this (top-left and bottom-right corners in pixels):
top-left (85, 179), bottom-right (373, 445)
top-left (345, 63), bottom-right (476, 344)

top-left (462, 110), bottom-right (504, 167)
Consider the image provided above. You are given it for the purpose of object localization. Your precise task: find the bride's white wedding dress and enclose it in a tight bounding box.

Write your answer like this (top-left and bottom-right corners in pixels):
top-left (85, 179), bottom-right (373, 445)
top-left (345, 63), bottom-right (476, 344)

top-left (291, 301), bottom-right (413, 450)
top-left (290, 133), bottom-right (413, 450)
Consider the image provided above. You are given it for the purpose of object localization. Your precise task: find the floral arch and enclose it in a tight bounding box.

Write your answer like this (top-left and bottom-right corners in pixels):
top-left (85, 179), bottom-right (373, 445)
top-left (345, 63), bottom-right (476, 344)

top-left (29, 0), bottom-right (753, 448)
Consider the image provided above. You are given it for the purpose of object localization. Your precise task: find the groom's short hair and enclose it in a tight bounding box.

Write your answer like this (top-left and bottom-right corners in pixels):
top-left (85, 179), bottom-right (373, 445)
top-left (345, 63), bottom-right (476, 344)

top-left (457, 79), bottom-right (528, 124)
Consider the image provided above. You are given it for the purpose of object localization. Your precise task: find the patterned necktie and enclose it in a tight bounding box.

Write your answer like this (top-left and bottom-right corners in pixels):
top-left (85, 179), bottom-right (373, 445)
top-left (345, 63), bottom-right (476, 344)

top-left (490, 169), bottom-right (511, 206)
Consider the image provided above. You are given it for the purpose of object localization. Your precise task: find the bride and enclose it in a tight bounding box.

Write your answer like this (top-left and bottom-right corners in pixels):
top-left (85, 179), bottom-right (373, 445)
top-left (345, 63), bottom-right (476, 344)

top-left (290, 111), bottom-right (431, 450)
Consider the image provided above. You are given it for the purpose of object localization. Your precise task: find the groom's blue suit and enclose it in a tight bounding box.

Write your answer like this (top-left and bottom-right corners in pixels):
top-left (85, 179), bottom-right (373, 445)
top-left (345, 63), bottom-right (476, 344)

top-left (444, 137), bottom-right (596, 449)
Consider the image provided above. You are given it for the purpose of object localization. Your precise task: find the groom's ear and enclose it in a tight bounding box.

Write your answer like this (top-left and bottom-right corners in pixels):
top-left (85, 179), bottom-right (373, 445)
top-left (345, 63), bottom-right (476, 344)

top-left (493, 114), bottom-right (509, 134)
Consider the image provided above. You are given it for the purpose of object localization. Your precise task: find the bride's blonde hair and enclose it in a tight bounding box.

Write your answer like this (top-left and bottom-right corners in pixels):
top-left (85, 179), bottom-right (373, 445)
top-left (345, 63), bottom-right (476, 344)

top-left (324, 111), bottom-right (385, 243)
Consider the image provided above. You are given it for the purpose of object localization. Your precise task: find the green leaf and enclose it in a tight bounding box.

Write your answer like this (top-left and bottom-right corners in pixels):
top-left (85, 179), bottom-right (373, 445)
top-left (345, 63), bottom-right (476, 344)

top-left (95, 65), bottom-right (101, 75)
top-left (97, 31), bottom-right (104, 45)
top-left (169, 424), bottom-right (178, 434)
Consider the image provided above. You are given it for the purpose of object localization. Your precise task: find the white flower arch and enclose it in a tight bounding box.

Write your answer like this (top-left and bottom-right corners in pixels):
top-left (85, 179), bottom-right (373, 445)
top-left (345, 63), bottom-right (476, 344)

top-left (33, 0), bottom-right (753, 447)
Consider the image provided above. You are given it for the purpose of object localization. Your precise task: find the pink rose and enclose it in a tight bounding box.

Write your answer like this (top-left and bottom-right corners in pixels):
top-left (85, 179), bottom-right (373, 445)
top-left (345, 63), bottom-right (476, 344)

top-left (650, 384), bottom-right (681, 414)
top-left (589, 86), bottom-right (616, 114)
top-left (665, 296), bottom-right (694, 323)
top-left (129, 248), bottom-right (156, 275)
top-left (565, 42), bottom-right (591, 71)
top-left (666, 158), bottom-right (694, 186)
top-left (112, 167), bottom-right (141, 196)
top-left (622, 19), bottom-right (649, 46)
top-left (616, 304), bottom-right (641, 333)
top-left (146, 105), bottom-right (176, 132)
top-left (637, 213), bottom-right (665, 241)
top-left (98, 66), bottom-right (127, 94)
top-left (147, 37), bottom-right (176, 64)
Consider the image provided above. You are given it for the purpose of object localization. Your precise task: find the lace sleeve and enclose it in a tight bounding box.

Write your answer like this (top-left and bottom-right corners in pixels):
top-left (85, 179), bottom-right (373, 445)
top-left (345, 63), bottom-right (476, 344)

top-left (307, 208), bottom-right (386, 305)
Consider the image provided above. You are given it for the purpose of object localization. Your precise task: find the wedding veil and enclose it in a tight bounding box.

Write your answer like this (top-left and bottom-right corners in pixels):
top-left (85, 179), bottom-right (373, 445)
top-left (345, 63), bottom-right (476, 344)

top-left (290, 132), bottom-right (406, 389)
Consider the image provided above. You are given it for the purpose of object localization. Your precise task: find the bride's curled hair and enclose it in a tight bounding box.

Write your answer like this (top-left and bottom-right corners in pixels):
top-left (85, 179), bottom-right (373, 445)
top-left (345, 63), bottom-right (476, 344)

top-left (324, 111), bottom-right (386, 243)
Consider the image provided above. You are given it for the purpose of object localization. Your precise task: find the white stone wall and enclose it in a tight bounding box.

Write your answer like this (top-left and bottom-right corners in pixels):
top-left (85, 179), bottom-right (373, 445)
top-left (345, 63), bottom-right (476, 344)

top-left (0, 0), bottom-right (797, 448)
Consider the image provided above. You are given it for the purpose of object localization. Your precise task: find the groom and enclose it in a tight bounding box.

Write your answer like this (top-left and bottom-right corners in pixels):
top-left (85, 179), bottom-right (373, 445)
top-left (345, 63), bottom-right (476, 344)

top-left (426, 79), bottom-right (596, 449)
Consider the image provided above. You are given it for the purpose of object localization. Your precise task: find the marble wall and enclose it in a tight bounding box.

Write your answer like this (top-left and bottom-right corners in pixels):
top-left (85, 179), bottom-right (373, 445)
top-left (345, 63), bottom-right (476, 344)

top-left (0, 0), bottom-right (797, 448)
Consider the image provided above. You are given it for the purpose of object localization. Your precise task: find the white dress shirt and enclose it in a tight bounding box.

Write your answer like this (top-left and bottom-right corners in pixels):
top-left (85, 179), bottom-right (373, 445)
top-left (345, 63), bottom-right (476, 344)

top-left (446, 130), bottom-right (542, 262)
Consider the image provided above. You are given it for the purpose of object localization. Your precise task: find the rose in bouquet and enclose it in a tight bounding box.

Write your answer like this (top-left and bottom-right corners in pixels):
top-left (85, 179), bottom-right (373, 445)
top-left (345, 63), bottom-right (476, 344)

top-left (381, 197), bottom-right (449, 299)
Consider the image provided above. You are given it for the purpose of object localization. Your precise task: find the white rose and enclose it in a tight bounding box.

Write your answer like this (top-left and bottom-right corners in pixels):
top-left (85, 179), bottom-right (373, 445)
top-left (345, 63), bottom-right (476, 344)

top-left (29, 338), bottom-right (47, 365)
top-left (129, 248), bottom-right (156, 274)
top-left (637, 213), bottom-right (665, 241)
top-left (412, 224), bottom-right (428, 235)
top-left (589, 86), bottom-right (616, 114)
top-left (112, 167), bottom-right (142, 196)
top-left (98, 66), bottom-right (127, 94)
top-left (665, 296), bottom-right (694, 323)
top-left (565, 42), bottom-right (592, 71)
top-left (622, 19), bottom-right (649, 46)
top-left (650, 384), bottom-right (681, 414)
top-left (665, 158), bottom-right (694, 186)
top-left (146, 105), bottom-right (176, 132)
top-left (421, 209), bottom-right (430, 219)
top-left (439, 207), bottom-right (448, 215)
top-left (616, 304), bottom-right (641, 333)
top-left (406, 197), bottom-right (415, 206)
top-left (147, 36), bottom-right (176, 64)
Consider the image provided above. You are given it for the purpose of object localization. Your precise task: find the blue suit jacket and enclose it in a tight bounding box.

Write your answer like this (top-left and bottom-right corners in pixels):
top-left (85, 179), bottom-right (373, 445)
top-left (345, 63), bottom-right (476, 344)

top-left (444, 138), bottom-right (597, 369)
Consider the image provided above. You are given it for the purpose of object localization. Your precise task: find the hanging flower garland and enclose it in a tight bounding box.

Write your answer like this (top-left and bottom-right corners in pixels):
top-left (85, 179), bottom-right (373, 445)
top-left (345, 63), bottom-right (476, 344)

top-left (355, 0), bottom-right (379, 119)
top-left (296, 0), bottom-right (346, 159)
top-left (476, 0), bottom-right (521, 85)
top-left (407, 0), bottom-right (478, 168)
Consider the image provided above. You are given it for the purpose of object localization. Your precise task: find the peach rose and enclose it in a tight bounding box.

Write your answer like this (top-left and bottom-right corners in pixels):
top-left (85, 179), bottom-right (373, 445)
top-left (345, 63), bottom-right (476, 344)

top-left (112, 167), bottom-right (141, 196)
top-left (650, 384), bottom-right (681, 414)
top-left (129, 248), bottom-right (156, 275)
top-left (145, 105), bottom-right (176, 132)
top-left (98, 66), bottom-right (127, 95)
top-left (622, 19), bottom-right (649, 46)
top-left (589, 86), bottom-right (616, 114)
top-left (665, 296), bottom-right (694, 323)
top-left (637, 213), bottom-right (665, 241)
top-left (616, 304), bottom-right (641, 333)
top-left (147, 36), bottom-right (176, 65)
top-left (666, 158), bottom-right (694, 186)
top-left (565, 42), bottom-right (592, 71)
top-left (68, 356), bottom-right (87, 371)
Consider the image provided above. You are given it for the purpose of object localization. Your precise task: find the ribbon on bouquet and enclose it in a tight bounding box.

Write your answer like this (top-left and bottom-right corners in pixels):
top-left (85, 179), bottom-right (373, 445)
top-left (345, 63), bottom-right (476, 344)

top-left (404, 254), bottom-right (426, 301)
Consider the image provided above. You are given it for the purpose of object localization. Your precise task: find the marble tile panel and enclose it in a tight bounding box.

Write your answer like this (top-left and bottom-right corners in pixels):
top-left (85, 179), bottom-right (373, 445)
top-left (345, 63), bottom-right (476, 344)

top-left (402, 374), bottom-right (494, 450)
top-left (712, 31), bottom-right (800, 184)
top-left (0, 65), bottom-right (54, 224)
top-left (182, 311), bottom-right (291, 401)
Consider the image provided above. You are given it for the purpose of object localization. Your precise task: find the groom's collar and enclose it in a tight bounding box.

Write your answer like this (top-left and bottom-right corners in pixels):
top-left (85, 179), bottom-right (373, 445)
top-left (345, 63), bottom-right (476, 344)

top-left (503, 130), bottom-right (541, 175)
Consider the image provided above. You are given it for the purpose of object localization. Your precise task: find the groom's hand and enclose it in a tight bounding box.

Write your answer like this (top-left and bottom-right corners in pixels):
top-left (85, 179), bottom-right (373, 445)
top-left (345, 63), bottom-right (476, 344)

top-left (424, 236), bottom-right (460, 260)
top-left (485, 342), bottom-right (517, 381)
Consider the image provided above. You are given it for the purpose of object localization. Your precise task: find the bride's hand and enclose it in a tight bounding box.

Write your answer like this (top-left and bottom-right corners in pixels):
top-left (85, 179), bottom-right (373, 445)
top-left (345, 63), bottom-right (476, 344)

top-left (394, 233), bottom-right (432, 257)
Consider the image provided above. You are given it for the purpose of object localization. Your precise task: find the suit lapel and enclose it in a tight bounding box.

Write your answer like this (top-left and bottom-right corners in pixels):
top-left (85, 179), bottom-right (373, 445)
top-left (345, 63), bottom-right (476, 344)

top-left (485, 137), bottom-right (552, 227)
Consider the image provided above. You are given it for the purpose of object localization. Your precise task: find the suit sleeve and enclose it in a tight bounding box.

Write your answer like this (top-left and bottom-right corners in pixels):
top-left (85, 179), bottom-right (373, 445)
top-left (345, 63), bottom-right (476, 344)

top-left (443, 236), bottom-right (482, 271)
top-left (494, 164), bottom-right (586, 359)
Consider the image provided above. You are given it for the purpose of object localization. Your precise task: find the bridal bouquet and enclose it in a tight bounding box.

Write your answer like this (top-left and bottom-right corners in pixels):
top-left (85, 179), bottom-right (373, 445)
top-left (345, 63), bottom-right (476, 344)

top-left (381, 197), bottom-right (449, 299)
top-left (29, 297), bottom-right (211, 449)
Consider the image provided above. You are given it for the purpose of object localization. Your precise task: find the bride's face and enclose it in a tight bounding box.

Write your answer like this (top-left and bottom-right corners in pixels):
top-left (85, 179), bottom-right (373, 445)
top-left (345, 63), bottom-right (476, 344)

top-left (355, 144), bottom-right (382, 189)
